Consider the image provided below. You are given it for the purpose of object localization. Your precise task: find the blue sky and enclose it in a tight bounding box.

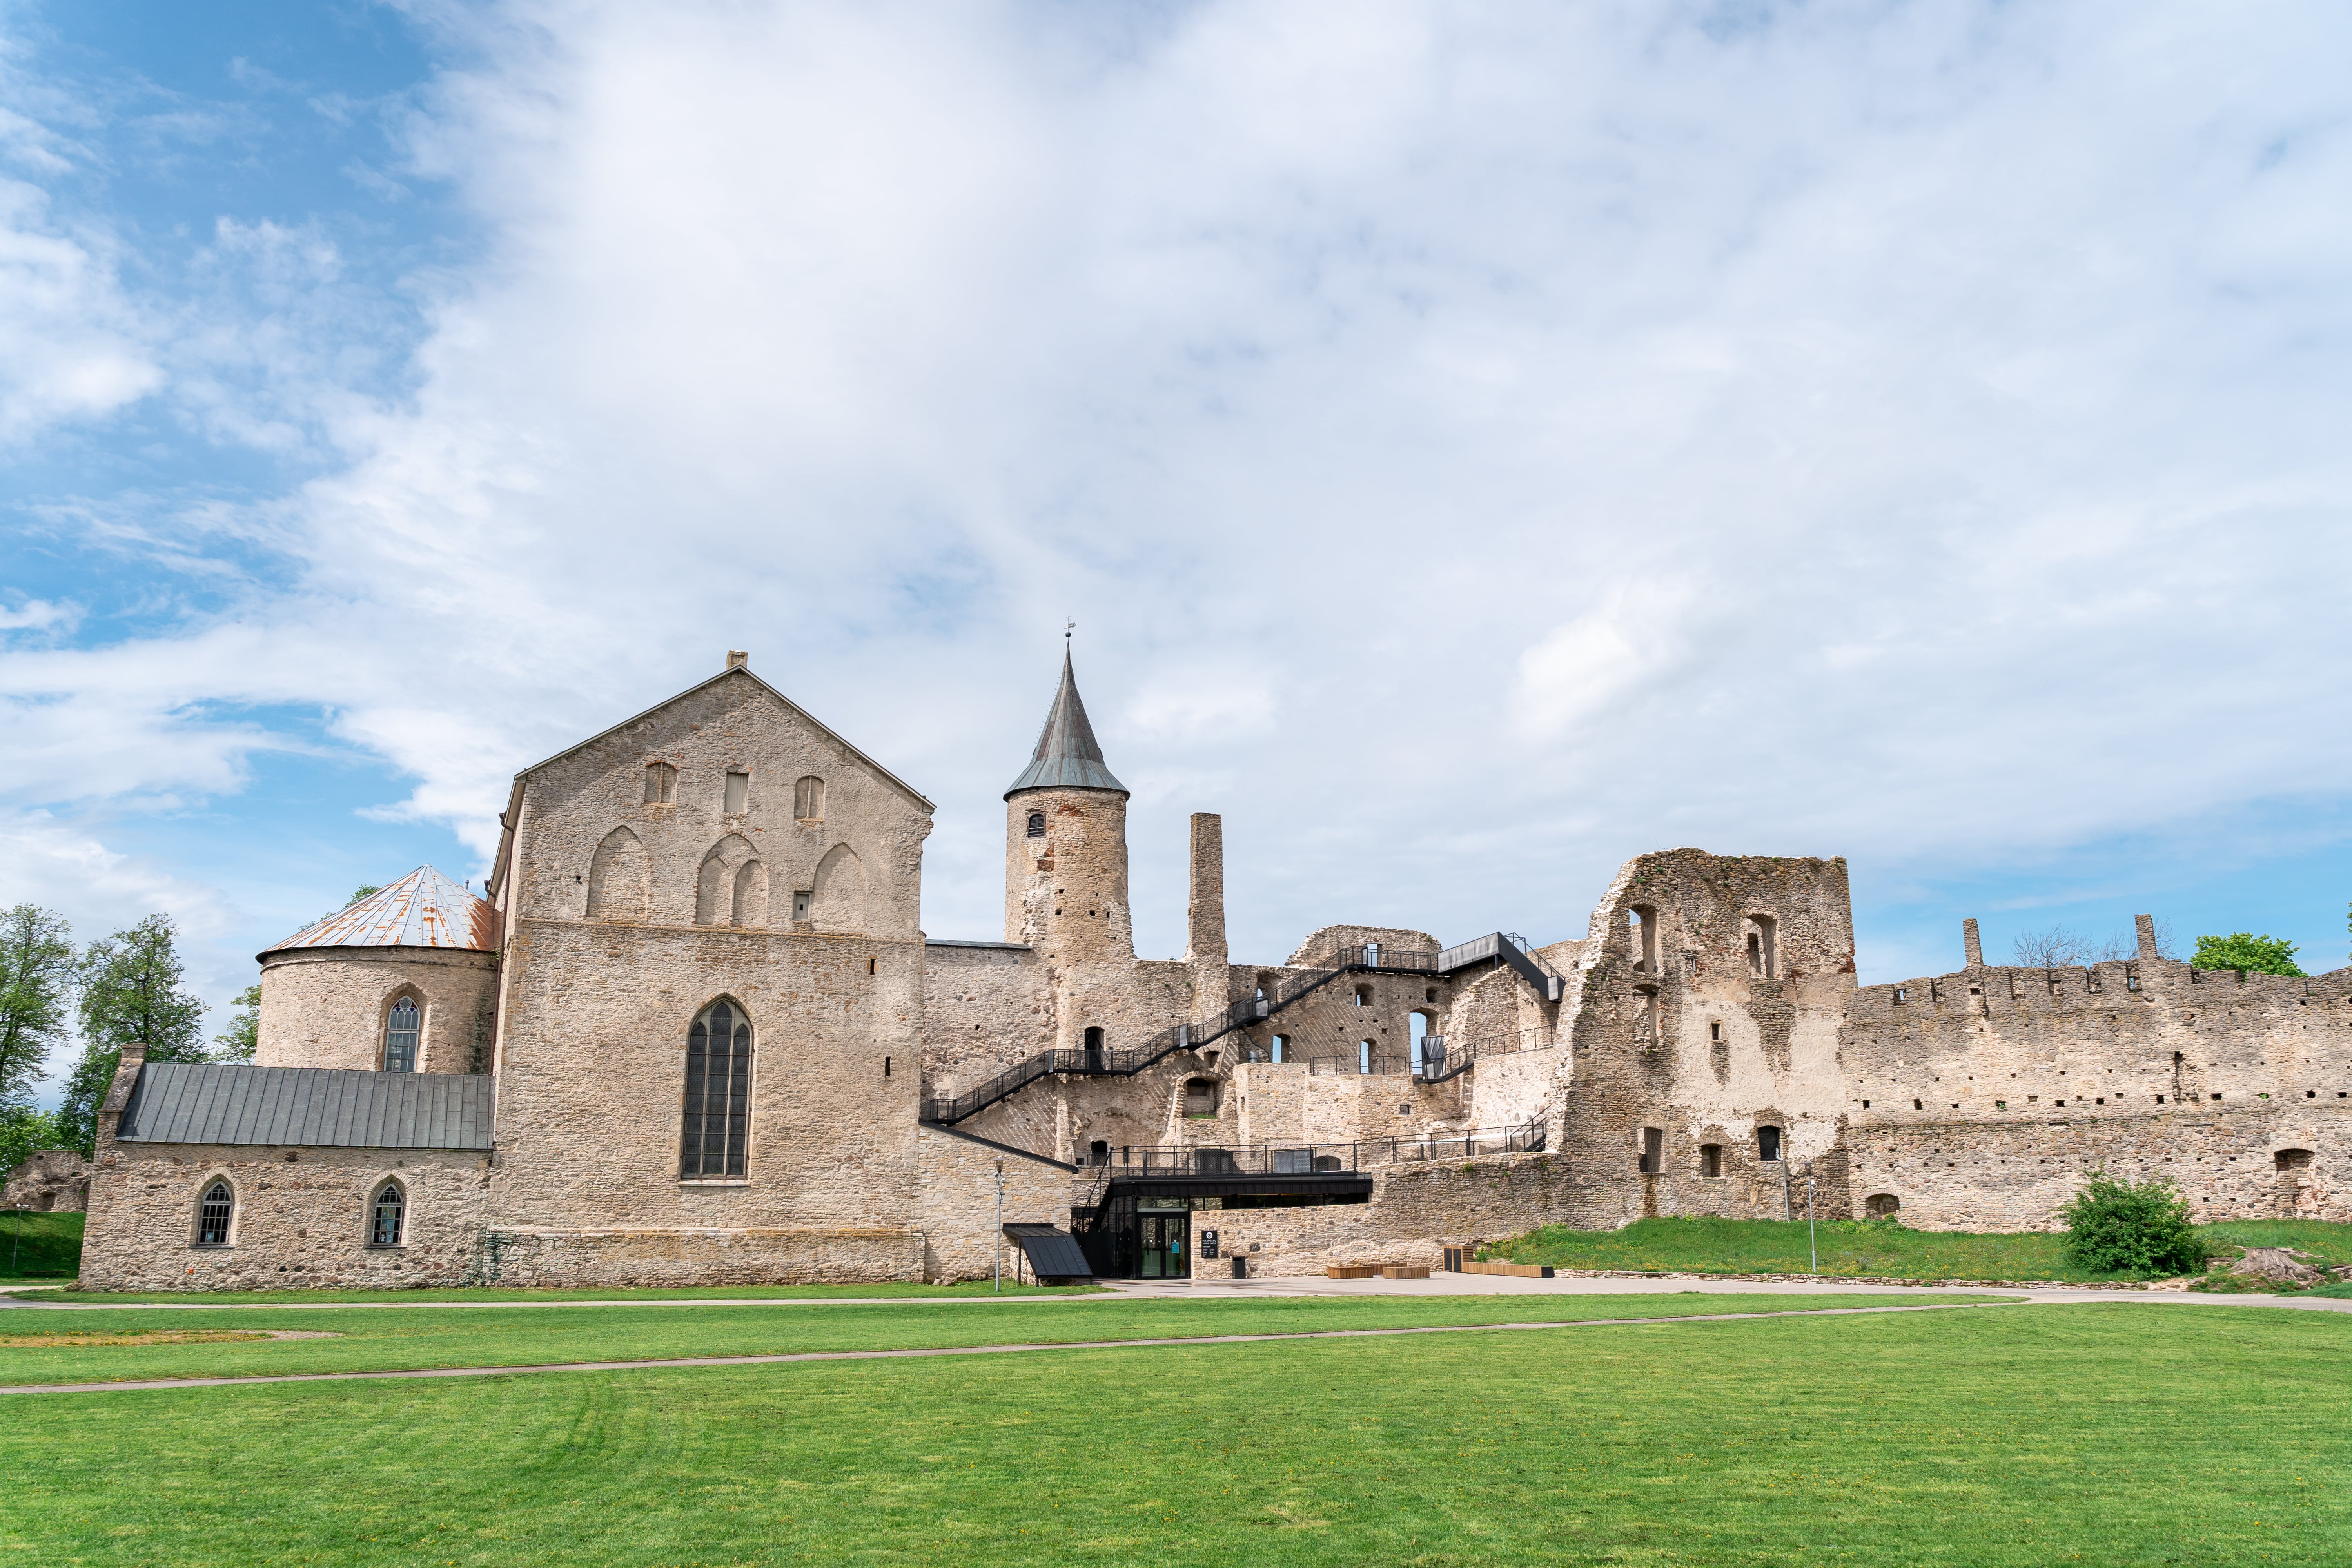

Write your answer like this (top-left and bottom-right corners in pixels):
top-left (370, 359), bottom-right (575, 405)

top-left (5, 0), bottom-right (2350, 1105)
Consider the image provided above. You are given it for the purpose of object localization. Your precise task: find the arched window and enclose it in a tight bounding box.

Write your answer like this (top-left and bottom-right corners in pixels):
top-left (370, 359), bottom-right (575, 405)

top-left (1026, 811), bottom-right (1045, 838)
top-left (681, 1000), bottom-right (753, 1179)
top-left (370, 1181), bottom-right (406, 1246)
top-left (643, 761), bottom-right (677, 804)
top-left (1757, 1125), bottom-right (1782, 1162)
top-left (384, 998), bottom-right (421, 1073)
top-left (1083, 1026), bottom-right (1105, 1068)
top-left (796, 776), bottom-right (826, 820)
top-left (195, 1180), bottom-right (233, 1247)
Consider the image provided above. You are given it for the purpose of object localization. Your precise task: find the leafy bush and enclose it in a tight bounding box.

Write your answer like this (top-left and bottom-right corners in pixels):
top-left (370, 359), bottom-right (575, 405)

top-left (2190, 933), bottom-right (2304, 977)
top-left (2062, 1171), bottom-right (2208, 1277)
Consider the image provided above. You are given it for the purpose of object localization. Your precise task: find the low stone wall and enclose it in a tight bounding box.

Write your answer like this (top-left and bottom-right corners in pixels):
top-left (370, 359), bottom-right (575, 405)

top-left (916, 1123), bottom-right (1074, 1283)
top-left (79, 1142), bottom-right (489, 1292)
top-left (1211, 1151), bottom-right (1595, 1279)
top-left (478, 1226), bottom-right (922, 1287)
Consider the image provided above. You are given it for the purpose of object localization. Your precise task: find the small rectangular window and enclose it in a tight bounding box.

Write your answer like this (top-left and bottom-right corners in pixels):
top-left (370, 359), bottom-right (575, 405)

top-left (724, 771), bottom-right (749, 814)
top-left (1358, 1040), bottom-right (1372, 1074)
top-left (1699, 1143), bottom-right (1722, 1178)
top-left (1639, 1127), bottom-right (1662, 1174)
top-left (792, 889), bottom-right (812, 922)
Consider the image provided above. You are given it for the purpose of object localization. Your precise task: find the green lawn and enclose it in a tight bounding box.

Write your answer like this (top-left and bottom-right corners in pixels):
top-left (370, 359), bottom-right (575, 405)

top-left (0, 1209), bottom-right (83, 1283)
top-left (2, 1301), bottom-right (2344, 1564)
top-left (1484, 1215), bottom-right (2352, 1282)
top-left (40, 1279), bottom-right (1101, 1305)
top-left (0, 1292), bottom-right (2004, 1385)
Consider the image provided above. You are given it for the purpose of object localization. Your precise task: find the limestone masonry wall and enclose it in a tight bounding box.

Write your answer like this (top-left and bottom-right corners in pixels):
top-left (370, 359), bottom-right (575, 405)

top-left (81, 1142), bottom-right (488, 1291)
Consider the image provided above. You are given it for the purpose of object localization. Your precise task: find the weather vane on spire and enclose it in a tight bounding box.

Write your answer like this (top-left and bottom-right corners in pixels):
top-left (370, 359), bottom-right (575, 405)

top-left (1065, 619), bottom-right (1075, 642)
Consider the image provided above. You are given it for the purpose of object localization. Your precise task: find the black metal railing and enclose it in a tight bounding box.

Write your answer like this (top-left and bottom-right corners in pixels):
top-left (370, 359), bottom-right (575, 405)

top-left (1070, 1120), bottom-right (1546, 1176)
top-left (921, 929), bottom-right (1564, 1126)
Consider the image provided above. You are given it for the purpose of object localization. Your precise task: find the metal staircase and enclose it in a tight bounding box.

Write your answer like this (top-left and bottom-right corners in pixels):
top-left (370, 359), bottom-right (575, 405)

top-left (920, 930), bottom-right (1565, 1126)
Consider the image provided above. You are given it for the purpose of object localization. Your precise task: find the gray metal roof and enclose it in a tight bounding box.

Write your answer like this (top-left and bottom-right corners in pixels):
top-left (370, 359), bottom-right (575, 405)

top-left (1004, 648), bottom-right (1126, 797)
top-left (262, 866), bottom-right (499, 958)
top-left (116, 1064), bottom-right (494, 1151)
top-left (1004, 1223), bottom-right (1093, 1280)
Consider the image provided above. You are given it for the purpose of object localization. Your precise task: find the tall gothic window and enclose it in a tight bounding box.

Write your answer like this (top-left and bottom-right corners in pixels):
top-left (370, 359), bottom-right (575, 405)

top-left (370, 1181), bottom-right (406, 1246)
top-left (680, 1000), bottom-right (753, 1179)
top-left (383, 998), bottom-right (421, 1073)
top-left (1025, 811), bottom-right (1045, 838)
top-left (196, 1180), bottom-right (233, 1247)
top-left (644, 761), bottom-right (678, 804)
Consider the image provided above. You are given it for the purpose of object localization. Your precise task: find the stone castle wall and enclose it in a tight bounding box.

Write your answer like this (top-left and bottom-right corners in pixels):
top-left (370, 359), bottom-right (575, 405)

top-left (915, 1125), bottom-right (1076, 1282)
top-left (487, 918), bottom-right (924, 1238)
top-left (80, 1141), bottom-right (489, 1291)
top-left (1837, 955), bottom-right (2352, 1228)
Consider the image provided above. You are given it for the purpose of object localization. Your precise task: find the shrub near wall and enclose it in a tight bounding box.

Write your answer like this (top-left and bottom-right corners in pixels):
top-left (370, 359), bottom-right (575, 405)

top-left (2063, 1171), bottom-right (2207, 1278)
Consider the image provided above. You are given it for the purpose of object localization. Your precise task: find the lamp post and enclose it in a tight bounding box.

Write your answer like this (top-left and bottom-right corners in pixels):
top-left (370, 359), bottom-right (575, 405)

top-left (994, 1158), bottom-right (1005, 1294)
top-left (1805, 1164), bottom-right (1818, 1274)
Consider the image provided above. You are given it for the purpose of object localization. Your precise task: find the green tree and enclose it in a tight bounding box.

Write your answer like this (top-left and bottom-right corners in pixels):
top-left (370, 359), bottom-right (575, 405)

top-left (2189, 932), bottom-right (2304, 978)
top-left (2062, 1171), bottom-right (2207, 1278)
top-left (329, 884), bottom-right (381, 920)
top-left (0, 1107), bottom-right (65, 1185)
top-left (213, 983), bottom-right (261, 1062)
top-left (55, 914), bottom-right (209, 1154)
top-left (0, 905), bottom-right (76, 1114)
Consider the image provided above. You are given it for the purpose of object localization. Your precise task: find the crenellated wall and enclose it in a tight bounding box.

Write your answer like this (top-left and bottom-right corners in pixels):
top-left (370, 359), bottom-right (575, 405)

top-left (1838, 955), bottom-right (2352, 1228)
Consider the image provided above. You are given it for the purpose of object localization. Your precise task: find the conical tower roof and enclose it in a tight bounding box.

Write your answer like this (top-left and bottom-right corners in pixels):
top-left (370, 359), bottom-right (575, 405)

top-left (1004, 648), bottom-right (1126, 798)
top-left (261, 866), bottom-right (499, 956)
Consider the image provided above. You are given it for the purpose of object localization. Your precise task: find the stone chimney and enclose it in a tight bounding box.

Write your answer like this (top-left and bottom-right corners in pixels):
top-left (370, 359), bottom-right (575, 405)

top-left (2136, 914), bottom-right (2159, 960)
top-left (1962, 918), bottom-right (1984, 969)
top-left (726, 650), bottom-right (748, 671)
top-left (93, 1040), bottom-right (149, 1164)
top-left (1187, 813), bottom-right (1230, 1033)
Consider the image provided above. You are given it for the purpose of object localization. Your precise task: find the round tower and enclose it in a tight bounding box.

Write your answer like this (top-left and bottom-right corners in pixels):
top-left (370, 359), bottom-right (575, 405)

top-left (255, 867), bottom-right (501, 1074)
top-left (1004, 648), bottom-right (1132, 965)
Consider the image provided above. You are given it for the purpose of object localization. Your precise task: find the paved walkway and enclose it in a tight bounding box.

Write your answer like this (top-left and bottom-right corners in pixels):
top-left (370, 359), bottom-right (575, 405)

top-left (6, 1275), bottom-right (2351, 1312)
top-left (0, 1299), bottom-right (2020, 1396)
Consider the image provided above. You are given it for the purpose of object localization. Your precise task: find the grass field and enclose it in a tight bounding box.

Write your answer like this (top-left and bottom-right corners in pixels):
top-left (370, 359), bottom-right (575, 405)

top-left (0, 1208), bottom-right (82, 1282)
top-left (1484, 1214), bottom-right (2352, 1281)
top-left (2, 1297), bottom-right (2345, 1565)
top-left (32, 1279), bottom-right (1102, 1305)
top-left (0, 1292), bottom-right (2004, 1385)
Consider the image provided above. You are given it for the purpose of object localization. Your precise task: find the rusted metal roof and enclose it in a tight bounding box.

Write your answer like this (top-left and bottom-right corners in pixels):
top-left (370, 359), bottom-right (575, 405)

top-left (115, 1064), bottom-right (494, 1151)
top-left (1005, 648), bottom-right (1126, 797)
top-left (261, 866), bottom-right (498, 957)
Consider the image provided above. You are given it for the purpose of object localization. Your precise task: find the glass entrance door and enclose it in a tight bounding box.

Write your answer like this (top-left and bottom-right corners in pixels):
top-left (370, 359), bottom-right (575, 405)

top-left (1138, 1212), bottom-right (1189, 1279)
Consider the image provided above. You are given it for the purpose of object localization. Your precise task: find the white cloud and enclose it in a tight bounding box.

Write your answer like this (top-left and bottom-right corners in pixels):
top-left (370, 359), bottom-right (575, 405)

top-left (6, 0), bottom-right (2352, 964)
top-left (0, 178), bottom-right (160, 438)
